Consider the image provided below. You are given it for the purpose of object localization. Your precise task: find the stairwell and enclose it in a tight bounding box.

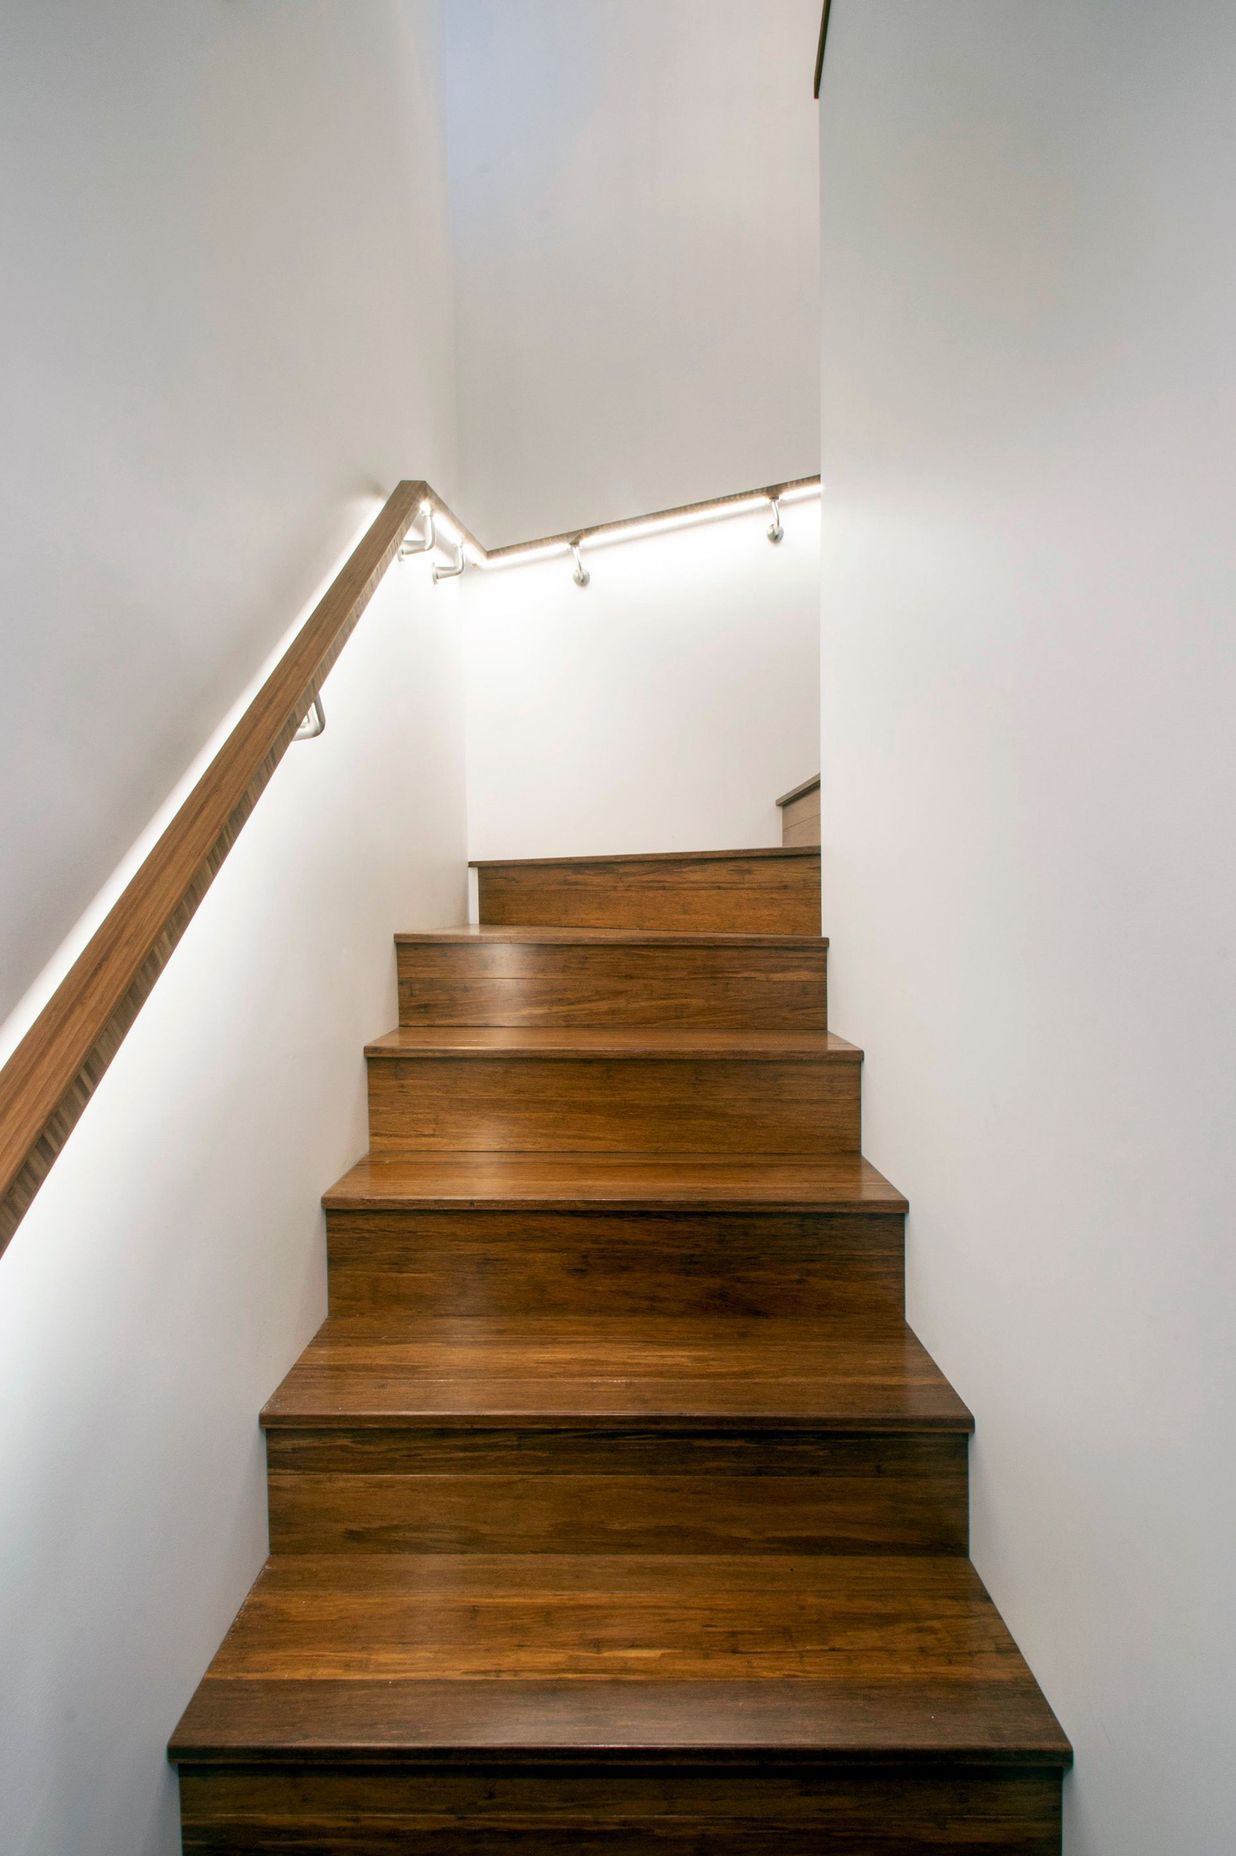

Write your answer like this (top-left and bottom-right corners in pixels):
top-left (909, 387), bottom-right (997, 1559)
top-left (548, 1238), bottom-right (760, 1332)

top-left (169, 843), bottom-right (1070, 1851)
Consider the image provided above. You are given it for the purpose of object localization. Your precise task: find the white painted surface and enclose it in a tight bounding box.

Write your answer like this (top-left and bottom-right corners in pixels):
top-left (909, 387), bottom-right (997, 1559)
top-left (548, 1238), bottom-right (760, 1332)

top-left (0, 0), bottom-right (459, 1024)
top-left (442, 0), bottom-right (821, 546)
top-left (818, 5), bottom-right (1236, 1851)
top-left (0, 552), bottom-right (467, 1856)
top-left (0, 3), bottom-right (468, 1851)
top-left (462, 498), bottom-right (820, 861)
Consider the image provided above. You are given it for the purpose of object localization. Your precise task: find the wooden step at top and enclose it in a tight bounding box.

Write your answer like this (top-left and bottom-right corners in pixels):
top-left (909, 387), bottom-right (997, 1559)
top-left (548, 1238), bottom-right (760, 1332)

top-left (169, 1553), bottom-right (1070, 1767)
top-left (365, 1025), bottom-right (858, 1061)
top-left (324, 1150), bottom-right (906, 1212)
top-left (395, 925), bottom-right (828, 1030)
top-left (473, 847), bottom-right (821, 935)
top-left (261, 1317), bottom-right (971, 1431)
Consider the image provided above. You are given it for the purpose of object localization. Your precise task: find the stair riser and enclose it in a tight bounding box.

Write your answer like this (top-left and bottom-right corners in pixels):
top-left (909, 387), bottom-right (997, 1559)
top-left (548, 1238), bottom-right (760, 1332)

top-left (326, 1208), bottom-right (904, 1319)
top-left (179, 1764), bottom-right (1062, 1855)
top-left (266, 1430), bottom-right (968, 1556)
top-left (398, 942), bottom-right (827, 1029)
top-left (366, 1057), bottom-right (860, 1155)
top-left (477, 854), bottom-right (821, 935)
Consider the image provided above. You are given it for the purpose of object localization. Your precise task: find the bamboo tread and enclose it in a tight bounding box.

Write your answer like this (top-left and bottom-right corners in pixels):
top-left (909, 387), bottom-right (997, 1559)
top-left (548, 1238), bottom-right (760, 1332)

top-left (169, 1553), bottom-right (1070, 1765)
top-left (470, 847), bottom-right (820, 869)
top-left (365, 1026), bottom-right (858, 1061)
top-left (323, 1150), bottom-right (906, 1212)
top-left (395, 924), bottom-right (828, 947)
top-left (261, 1317), bottom-right (971, 1430)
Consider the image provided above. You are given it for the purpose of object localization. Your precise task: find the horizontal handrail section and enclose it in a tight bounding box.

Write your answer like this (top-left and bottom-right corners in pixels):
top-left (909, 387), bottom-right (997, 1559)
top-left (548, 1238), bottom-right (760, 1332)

top-left (0, 470), bottom-right (820, 1255)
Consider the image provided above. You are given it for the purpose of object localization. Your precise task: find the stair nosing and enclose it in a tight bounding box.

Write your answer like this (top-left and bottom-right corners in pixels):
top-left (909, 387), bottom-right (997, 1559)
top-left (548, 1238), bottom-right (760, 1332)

top-left (259, 1409), bottom-right (974, 1433)
top-left (395, 926), bottom-right (829, 947)
top-left (364, 1030), bottom-right (860, 1063)
top-left (469, 846), bottom-right (821, 869)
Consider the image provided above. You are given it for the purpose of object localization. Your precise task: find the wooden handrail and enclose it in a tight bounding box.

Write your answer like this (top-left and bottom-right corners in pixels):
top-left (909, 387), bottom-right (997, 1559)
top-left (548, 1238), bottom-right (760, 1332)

top-left (0, 480), bottom-right (428, 1254)
top-left (0, 469), bottom-right (820, 1255)
top-left (813, 0), bottom-right (833, 100)
top-left (483, 477), bottom-right (820, 564)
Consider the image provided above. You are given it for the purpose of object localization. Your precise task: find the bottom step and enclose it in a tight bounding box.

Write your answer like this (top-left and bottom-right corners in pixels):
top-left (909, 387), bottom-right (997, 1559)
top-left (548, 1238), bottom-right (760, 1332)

top-left (172, 1555), bottom-right (1068, 1852)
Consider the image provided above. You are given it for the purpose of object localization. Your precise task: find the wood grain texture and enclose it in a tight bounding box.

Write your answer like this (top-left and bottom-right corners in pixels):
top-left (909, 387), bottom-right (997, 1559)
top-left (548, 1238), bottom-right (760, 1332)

top-left (325, 1206), bottom-right (905, 1320)
top-left (179, 1763), bottom-right (1063, 1855)
top-left (171, 831), bottom-right (1069, 1849)
top-left (267, 1428), bottom-right (969, 1556)
top-left (323, 1150), bottom-right (907, 1213)
top-left (475, 850), bottom-right (821, 934)
top-left (398, 935), bottom-right (827, 1029)
top-left (366, 1048), bottom-right (860, 1156)
top-left (170, 1554), bottom-right (1070, 1757)
top-left (260, 1317), bottom-right (973, 1429)
top-left (0, 481), bottom-right (427, 1256)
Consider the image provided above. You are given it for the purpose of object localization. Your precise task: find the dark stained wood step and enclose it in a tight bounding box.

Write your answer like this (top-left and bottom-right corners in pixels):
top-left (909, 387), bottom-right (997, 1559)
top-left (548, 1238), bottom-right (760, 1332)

top-left (366, 1026), bottom-right (857, 1059)
top-left (265, 1427), bottom-right (969, 1557)
top-left (262, 1317), bottom-right (967, 1430)
top-left (364, 1029), bottom-right (860, 1157)
top-left (396, 926), bottom-right (827, 1029)
top-left (169, 1553), bottom-right (1070, 1762)
top-left (262, 1320), bottom-right (971, 1557)
top-left (323, 1152), bottom-right (907, 1321)
top-left (178, 1763), bottom-right (1064, 1855)
top-left (474, 847), bottom-right (821, 935)
top-left (324, 1150), bottom-right (905, 1213)
top-left (396, 925), bottom-right (829, 944)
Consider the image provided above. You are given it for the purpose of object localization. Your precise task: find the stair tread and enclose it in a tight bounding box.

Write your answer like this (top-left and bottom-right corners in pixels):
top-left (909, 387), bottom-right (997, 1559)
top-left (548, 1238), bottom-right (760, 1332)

top-left (366, 1025), bottom-right (859, 1060)
top-left (470, 847), bottom-right (820, 868)
top-left (396, 922), bottom-right (827, 946)
top-left (262, 1317), bottom-right (970, 1430)
top-left (170, 1553), bottom-right (1069, 1765)
top-left (325, 1149), bottom-right (906, 1210)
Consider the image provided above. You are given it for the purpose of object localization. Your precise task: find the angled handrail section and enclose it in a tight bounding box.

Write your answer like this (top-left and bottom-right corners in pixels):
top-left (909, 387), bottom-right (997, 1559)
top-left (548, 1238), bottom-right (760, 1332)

top-left (0, 470), bottom-right (820, 1255)
top-left (0, 481), bottom-right (434, 1253)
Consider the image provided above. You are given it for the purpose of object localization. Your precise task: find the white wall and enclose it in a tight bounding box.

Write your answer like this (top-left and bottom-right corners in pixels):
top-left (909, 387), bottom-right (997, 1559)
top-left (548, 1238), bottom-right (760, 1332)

top-left (0, 548), bottom-right (468, 1856)
top-left (0, 0), bottom-right (459, 1025)
top-left (442, 0), bottom-right (821, 546)
top-left (0, 4), bottom-right (470, 1853)
top-left (818, 5), bottom-right (1236, 1852)
top-left (462, 497), bottom-right (820, 860)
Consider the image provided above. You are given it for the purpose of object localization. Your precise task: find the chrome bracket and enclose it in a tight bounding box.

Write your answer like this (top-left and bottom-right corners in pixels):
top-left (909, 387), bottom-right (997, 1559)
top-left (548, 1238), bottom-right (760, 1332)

top-left (571, 541), bottom-right (590, 588)
top-left (294, 693), bottom-right (325, 741)
top-left (767, 496), bottom-right (784, 544)
top-left (399, 508), bottom-right (437, 559)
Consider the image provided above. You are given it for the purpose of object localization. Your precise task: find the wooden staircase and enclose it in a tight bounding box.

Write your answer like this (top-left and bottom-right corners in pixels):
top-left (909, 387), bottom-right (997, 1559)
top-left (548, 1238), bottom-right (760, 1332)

top-left (170, 844), bottom-right (1070, 1852)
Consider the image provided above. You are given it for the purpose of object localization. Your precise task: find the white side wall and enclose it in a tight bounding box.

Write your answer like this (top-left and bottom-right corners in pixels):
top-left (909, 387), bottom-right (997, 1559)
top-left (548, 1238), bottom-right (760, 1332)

top-left (442, 0), bottom-right (821, 546)
top-left (818, 5), bottom-right (1236, 1852)
top-left (0, 0), bottom-right (458, 1024)
top-left (0, 6), bottom-right (469, 1853)
top-left (462, 500), bottom-right (820, 861)
top-left (0, 552), bottom-right (467, 1856)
